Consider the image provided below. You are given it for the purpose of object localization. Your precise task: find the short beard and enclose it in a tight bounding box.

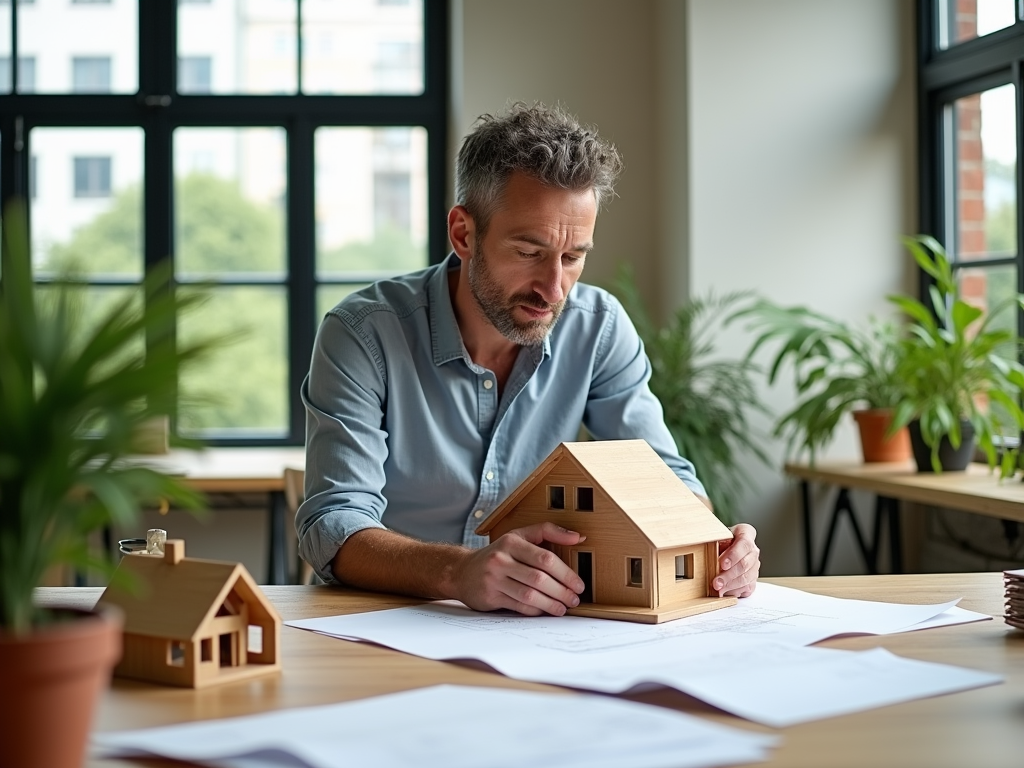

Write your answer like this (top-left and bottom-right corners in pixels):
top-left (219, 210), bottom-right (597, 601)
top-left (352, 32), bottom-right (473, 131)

top-left (467, 242), bottom-right (564, 346)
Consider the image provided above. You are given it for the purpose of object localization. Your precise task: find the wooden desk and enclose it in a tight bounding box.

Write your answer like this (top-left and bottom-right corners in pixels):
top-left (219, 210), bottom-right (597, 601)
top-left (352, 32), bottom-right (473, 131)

top-left (37, 573), bottom-right (1023, 768)
top-left (785, 461), bottom-right (1024, 576)
top-left (133, 447), bottom-right (306, 584)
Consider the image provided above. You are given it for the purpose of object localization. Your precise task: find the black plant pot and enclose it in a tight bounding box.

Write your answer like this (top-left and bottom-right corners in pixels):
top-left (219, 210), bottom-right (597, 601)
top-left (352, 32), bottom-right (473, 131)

top-left (907, 419), bottom-right (976, 472)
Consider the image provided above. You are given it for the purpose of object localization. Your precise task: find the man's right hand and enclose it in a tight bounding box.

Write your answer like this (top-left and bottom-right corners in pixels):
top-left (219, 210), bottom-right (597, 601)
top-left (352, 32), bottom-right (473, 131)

top-left (448, 522), bottom-right (587, 616)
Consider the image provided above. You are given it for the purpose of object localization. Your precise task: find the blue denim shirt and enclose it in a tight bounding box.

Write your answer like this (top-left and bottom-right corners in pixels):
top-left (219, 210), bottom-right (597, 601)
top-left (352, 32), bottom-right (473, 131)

top-left (297, 254), bottom-right (706, 582)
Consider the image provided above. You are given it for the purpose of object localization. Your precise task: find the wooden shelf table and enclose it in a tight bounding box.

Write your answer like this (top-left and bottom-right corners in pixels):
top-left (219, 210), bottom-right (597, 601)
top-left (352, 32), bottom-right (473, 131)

top-left (785, 460), bottom-right (1024, 576)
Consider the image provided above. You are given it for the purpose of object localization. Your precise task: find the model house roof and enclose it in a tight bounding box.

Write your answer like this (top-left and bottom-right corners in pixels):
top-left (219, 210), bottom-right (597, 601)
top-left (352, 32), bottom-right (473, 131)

top-left (477, 439), bottom-right (732, 548)
top-left (98, 541), bottom-right (280, 641)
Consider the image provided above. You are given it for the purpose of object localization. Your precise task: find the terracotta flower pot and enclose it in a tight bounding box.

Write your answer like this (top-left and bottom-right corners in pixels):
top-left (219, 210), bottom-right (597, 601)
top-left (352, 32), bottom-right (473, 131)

top-left (852, 408), bottom-right (912, 463)
top-left (0, 607), bottom-right (122, 768)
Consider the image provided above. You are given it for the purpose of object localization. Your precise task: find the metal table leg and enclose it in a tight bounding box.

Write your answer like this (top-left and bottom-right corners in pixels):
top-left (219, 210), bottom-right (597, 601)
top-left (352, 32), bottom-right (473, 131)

top-left (268, 490), bottom-right (287, 585)
top-left (801, 480), bottom-right (903, 576)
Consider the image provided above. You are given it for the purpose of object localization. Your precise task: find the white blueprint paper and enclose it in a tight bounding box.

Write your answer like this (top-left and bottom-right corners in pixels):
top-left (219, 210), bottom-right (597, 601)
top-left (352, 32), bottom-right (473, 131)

top-left (284, 583), bottom-right (998, 726)
top-left (91, 684), bottom-right (779, 768)
top-left (286, 582), bottom-right (967, 663)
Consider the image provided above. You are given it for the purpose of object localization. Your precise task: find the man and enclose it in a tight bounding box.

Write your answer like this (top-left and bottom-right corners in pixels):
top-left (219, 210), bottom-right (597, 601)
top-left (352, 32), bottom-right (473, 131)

top-left (298, 103), bottom-right (759, 616)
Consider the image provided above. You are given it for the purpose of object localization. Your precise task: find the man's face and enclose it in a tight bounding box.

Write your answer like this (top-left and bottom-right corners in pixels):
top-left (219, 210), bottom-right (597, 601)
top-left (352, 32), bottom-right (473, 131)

top-left (466, 172), bottom-right (598, 346)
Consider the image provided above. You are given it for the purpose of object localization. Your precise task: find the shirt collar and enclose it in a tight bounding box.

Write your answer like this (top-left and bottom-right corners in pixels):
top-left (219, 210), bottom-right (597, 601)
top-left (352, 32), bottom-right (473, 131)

top-left (427, 252), bottom-right (553, 367)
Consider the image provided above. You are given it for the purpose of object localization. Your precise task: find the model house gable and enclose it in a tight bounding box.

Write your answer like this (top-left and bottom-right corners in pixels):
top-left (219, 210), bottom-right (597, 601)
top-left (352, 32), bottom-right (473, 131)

top-left (98, 540), bottom-right (281, 688)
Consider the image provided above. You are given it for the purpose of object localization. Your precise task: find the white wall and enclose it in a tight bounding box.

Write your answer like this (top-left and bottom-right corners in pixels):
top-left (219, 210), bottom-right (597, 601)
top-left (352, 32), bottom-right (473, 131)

top-left (452, 0), bottom-right (659, 294)
top-left (685, 0), bottom-right (918, 575)
top-left (456, 0), bottom-right (918, 576)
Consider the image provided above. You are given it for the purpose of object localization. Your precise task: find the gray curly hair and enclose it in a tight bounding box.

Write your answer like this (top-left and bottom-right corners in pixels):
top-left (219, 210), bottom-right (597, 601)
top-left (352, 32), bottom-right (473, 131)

top-left (454, 102), bottom-right (623, 236)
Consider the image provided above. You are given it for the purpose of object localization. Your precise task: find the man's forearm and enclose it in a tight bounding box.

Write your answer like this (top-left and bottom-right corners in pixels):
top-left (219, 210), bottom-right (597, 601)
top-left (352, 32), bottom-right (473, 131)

top-left (331, 528), bottom-right (470, 600)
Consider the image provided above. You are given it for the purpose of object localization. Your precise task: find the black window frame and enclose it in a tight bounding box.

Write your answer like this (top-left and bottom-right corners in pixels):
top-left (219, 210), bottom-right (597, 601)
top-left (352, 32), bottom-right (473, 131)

top-left (917, 0), bottom-right (1024, 315)
top-left (0, 0), bottom-right (449, 447)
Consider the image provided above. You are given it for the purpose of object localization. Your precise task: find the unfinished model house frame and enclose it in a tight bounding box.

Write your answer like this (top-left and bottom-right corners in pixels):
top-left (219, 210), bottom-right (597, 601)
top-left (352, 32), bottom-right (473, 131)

top-left (476, 440), bottom-right (737, 624)
top-left (97, 540), bottom-right (281, 688)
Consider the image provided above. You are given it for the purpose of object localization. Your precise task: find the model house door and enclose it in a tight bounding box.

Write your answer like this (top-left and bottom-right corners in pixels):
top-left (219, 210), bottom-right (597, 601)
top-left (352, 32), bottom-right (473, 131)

top-left (576, 551), bottom-right (594, 604)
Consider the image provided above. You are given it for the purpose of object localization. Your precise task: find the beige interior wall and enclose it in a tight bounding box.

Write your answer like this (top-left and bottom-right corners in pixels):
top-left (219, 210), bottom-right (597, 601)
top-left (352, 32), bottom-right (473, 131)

top-left (452, 0), bottom-right (660, 295)
top-left (685, 0), bottom-right (918, 575)
top-left (456, 0), bottom-right (918, 577)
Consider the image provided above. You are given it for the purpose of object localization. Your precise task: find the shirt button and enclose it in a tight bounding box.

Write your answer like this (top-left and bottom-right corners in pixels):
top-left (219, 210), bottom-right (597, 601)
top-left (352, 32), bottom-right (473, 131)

top-left (483, 379), bottom-right (493, 390)
top-left (485, 471), bottom-right (494, 481)
top-left (474, 509), bottom-right (484, 519)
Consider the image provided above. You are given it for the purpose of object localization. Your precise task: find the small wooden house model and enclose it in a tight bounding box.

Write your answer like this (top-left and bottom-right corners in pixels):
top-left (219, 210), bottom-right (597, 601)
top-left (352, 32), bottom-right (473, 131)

top-left (97, 540), bottom-right (281, 688)
top-left (476, 440), bottom-right (737, 624)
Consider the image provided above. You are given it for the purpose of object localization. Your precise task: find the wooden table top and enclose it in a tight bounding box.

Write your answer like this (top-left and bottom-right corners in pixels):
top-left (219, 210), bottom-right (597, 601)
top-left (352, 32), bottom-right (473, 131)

top-left (37, 573), bottom-right (1022, 768)
top-left (126, 447), bottom-right (306, 493)
top-left (785, 460), bottom-right (1024, 523)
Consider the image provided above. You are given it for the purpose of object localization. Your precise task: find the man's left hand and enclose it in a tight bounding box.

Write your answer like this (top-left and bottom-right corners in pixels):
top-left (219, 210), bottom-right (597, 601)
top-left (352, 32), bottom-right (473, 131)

top-left (713, 523), bottom-right (759, 598)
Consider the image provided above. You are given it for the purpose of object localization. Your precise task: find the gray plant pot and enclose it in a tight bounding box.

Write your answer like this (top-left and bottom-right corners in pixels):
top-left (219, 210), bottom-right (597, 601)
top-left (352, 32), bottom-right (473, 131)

top-left (908, 419), bottom-right (976, 472)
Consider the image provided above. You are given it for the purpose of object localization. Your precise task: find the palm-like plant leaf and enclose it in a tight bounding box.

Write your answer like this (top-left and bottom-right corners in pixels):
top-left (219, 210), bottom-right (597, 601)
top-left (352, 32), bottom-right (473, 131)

top-left (0, 200), bottom-right (223, 634)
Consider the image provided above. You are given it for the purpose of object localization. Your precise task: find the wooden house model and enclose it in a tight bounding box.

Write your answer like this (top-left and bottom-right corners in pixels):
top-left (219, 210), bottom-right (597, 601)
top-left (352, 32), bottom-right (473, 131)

top-left (97, 540), bottom-right (281, 688)
top-left (476, 440), bottom-right (737, 624)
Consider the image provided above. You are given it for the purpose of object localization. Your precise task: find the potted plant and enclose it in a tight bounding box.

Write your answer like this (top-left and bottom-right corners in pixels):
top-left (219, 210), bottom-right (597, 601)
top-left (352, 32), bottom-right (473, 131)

top-left (889, 235), bottom-right (1024, 474)
top-left (733, 300), bottom-right (911, 464)
top-left (610, 267), bottom-right (771, 525)
top-left (0, 201), bottom-right (216, 768)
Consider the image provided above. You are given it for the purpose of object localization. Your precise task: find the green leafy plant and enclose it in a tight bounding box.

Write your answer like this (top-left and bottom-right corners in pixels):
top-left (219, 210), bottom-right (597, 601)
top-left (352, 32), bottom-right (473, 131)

top-left (733, 301), bottom-right (906, 463)
top-left (610, 266), bottom-right (771, 525)
top-left (889, 235), bottom-right (1024, 474)
top-left (0, 201), bottom-right (220, 635)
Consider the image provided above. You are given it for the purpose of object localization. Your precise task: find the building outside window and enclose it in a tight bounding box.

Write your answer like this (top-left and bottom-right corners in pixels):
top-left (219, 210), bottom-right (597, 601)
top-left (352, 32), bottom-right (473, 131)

top-left (73, 156), bottom-right (111, 198)
top-left (178, 56), bottom-right (212, 94)
top-left (0, 55), bottom-right (36, 92)
top-left (0, 0), bottom-right (447, 445)
top-left (72, 56), bottom-right (112, 93)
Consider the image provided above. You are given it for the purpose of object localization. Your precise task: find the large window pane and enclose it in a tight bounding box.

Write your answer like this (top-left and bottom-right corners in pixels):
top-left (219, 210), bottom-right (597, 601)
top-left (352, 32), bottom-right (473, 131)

top-left (941, 0), bottom-right (1018, 48)
top-left (30, 127), bottom-right (143, 279)
top-left (316, 283), bottom-right (368, 328)
top-left (178, 0), bottom-right (297, 94)
top-left (178, 286), bottom-right (288, 437)
top-left (22, 0), bottom-right (137, 94)
top-left (0, 8), bottom-right (9, 94)
top-left (315, 126), bottom-right (427, 279)
top-left (302, 0), bottom-right (423, 94)
top-left (34, 285), bottom-right (142, 366)
top-left (951, 84), bottom-right (1017, 260)
top-left (174, 127), bottom-right (286, 277)
top-left (957, 265), bottom-right (1018, 432)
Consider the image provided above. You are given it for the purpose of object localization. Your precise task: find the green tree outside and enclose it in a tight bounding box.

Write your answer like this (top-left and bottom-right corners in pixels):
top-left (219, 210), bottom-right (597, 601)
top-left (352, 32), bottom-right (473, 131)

top-left (40, 173), bottom-right (427, 435)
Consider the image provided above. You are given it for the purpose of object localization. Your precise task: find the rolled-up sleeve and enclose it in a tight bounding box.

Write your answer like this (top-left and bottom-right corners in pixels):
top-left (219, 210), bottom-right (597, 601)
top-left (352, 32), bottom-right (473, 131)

top-left (297, 311), bottom-right (390, 583)
top-left (583, 297), bottom-right (708, 499)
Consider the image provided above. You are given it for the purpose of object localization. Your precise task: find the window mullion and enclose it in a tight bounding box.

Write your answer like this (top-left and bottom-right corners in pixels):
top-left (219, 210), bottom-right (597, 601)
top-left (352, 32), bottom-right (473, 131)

top-left (287, 117), bottom-right (315, 444)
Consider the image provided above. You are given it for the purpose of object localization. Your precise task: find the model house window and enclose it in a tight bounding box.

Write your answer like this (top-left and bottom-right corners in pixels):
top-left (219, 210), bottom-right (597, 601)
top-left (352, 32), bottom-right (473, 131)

top-left (548, 485), bottom-right (565, 510)
top-left (178, 56), bottom-right (212, 94)
top-left (73, 156), bottom-right (111, 198)
top-left (628, 557), bottom-right (643, 587)
top-left (201, 637), bottom-right (213, 662)
top-left (168, 641), bottom-right (186, 667)
top-left (72, 56), bottom-right (112, 93)
top-left (576, 486), bottom-right (594, 511)
top-left (675, 553), bottom-right (695, 580)
top-left (248, 625), bottom-right (263, 654)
